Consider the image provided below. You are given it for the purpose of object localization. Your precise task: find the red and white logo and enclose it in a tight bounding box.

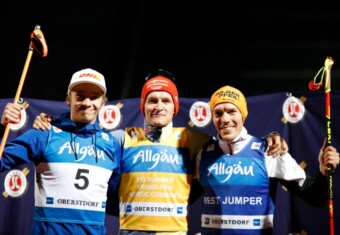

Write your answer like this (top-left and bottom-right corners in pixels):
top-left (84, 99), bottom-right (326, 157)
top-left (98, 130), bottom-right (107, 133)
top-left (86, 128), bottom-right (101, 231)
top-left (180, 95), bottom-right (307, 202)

top-left (189, 101), bottom-right (211, 127)
top-left (4, 169), bottom-right (28, 198)
top-left (282, 96), bottom-right (306, 124)
top-left (98, 105), bottom-right (122, 131)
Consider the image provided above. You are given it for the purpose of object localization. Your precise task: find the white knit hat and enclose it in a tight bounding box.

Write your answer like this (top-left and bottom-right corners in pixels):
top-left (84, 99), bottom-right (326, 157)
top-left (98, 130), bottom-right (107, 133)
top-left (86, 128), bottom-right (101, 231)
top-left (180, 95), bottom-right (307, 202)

top-left (67, 68), bottom-right (106, 95)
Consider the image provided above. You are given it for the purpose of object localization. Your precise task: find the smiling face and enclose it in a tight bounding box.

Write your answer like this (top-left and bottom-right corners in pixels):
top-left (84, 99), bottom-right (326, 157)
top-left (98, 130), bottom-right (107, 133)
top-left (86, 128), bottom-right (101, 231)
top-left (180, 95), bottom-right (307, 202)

top-left (67, 83), bottom-right (106, 124)
top-left (212, 102), bottom-right (243, 142)
top-left (144, 91), bottom-right (175, 127)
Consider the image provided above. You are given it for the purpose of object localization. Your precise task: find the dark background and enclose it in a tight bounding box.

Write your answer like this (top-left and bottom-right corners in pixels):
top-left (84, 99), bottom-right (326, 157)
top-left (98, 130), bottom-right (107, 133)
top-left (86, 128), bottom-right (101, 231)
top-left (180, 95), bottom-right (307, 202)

top-left (1, 5), bottom-right (340, 102)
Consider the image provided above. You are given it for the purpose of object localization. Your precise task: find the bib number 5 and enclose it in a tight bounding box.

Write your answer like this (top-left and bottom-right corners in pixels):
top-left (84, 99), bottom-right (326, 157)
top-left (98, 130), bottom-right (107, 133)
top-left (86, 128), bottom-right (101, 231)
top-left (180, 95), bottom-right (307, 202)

top-left (74, 169), bottom-right (89, 190)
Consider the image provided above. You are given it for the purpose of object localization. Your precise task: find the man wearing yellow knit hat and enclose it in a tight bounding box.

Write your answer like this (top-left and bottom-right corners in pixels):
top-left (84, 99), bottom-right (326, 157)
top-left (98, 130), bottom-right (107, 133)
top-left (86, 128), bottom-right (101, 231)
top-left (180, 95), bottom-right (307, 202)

top-left (195, 85), bottom-right (340, 235)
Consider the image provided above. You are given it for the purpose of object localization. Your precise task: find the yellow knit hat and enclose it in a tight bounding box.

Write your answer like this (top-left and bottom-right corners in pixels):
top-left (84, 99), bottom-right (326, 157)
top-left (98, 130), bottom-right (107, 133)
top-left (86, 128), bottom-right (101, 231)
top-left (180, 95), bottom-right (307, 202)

top-left (209, 85), bottom-right (248, 122)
